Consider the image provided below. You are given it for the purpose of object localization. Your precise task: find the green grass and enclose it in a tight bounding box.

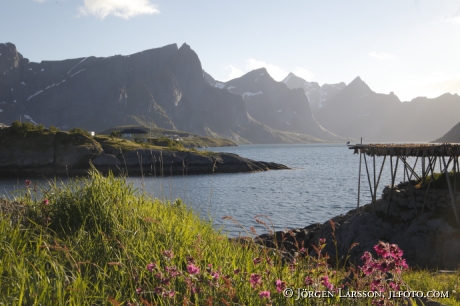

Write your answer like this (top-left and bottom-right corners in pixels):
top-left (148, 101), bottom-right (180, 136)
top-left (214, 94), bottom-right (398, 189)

top-left (0, 172), bottom-right (459, 305)
top-left (98, 124), bottom-right (237, 148)
top-left (417, 170), bottom-right (460, 191)
top-left (404, 270), bottom-right (460, 306)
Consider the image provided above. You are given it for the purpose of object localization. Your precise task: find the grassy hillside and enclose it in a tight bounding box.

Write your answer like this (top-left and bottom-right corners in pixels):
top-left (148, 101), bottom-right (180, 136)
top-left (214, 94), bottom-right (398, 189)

top-left (0, 172), bottom-right (458, 305)
top-left (99, 125), bottom-right (237, 148)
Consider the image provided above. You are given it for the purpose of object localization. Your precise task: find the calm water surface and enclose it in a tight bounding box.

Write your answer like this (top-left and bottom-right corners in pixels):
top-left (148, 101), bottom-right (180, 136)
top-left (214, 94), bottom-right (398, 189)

top-left (0, 144), bottom-right (421, 236)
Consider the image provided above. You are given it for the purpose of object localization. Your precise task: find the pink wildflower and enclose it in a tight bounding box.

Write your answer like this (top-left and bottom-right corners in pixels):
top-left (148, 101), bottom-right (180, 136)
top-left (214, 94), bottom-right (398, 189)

top-left (389, 244), bottom-right (404, 259)
top-left (161, 277), bottom-right (171, 286)
top-left (135, 287), bottom-right (143, 295)
top-left (319, 238), bottom-right (326, 245)
top-left (233, 268), bottom-right (240, 274)
top-left (321, 276), bottom-right (334, 291)
top-left (187, 264), bottom-right (200, 275)
top-left (165, 266), bottom-right (181, 277)
top-left (305, 276), bottom-right (313, 286)
top-left (154, 287), bottom-right (163, 294)
top-left (25, 180), bottom-right (31, 187)
top-left (163, 249), bottom-right (174, 259)
top-left (192, 286), bottom-right (202, 294)
top-left (253, 257), bottom-right (262, 265)
top-left (374, 241), bottom-right (390, 257)
top-left (147, 262), bottom-right (156, 272)
top-left (43, 199), bottom-right (49, 205)
top-left (275, 279), bottom-right (286, 292)
top-left (250, 273), bottom-right (262, 288)
top-left (259, 291), bottom-right (270, 298)
top-left (162, 291), bottom-right (175, 298)
top-left (211, 271), bottom-right (219, 280)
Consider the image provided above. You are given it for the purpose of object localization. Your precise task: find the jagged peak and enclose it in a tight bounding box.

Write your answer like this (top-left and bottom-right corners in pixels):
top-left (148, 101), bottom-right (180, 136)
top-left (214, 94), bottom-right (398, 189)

top-left (346, 76), bottom-right (373, 93)
top-left (282, 72), bottom-right (296, 83)
top-left (179, 42), bottom-right (191, 50)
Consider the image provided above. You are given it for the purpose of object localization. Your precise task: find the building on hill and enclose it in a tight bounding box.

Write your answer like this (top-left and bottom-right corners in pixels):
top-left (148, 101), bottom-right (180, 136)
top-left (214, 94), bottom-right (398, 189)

top-left (119, 128), bottom-right (148, 142)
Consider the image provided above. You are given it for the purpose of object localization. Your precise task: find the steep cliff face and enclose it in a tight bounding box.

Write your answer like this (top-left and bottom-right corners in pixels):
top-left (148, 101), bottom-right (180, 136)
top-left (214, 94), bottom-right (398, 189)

top-left (282, 72), bottom-right (345, 110)
top-left (0, 43), bottom-right (291, 144)
top-left (207, 68), bottom-right (342, 141)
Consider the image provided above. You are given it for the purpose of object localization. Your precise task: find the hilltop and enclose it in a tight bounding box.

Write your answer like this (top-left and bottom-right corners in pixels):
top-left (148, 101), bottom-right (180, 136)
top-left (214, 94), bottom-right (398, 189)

top-left (0, 122), bottom-right (289, 177)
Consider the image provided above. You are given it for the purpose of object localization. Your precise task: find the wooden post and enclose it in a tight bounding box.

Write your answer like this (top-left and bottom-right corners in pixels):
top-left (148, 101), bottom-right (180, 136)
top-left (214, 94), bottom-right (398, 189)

top-left (422, 156), bottom-right (426, 180)
top-left (403, 157), bottom-right (406, 183)
top-left (431, 157), bottom-right (437, 188)
top-left (356, 138), bottom-right (363, 213)
top-left (452, 157), bottom-right (457, 195)
top-left (387, 156), bottom-right (399, 217)
top-left (376, 156), bottom-right (386, 192)
top-left (363, 153), bottom-right (376, 211)
top-left (373, 155), bottom-right (377, 204)
top-left (404, 163), bottom-right (419, 216)
top-left (409, 157), bottom-right (419, 181)
top-left (443, 156), bottom-right (460, 225)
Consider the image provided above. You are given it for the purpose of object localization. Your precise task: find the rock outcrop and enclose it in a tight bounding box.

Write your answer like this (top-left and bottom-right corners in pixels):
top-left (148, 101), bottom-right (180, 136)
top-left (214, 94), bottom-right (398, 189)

top-left (0, 129), bottom-right (289, 178)
top-left (258, 182), bottom-right (460, 270)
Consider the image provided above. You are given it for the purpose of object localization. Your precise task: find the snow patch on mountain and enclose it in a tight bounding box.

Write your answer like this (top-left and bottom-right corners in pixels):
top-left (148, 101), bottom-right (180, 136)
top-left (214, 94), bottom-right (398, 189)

top-left (27, 90), bottom-right (44, 101)
top-left (242, 91), bottom-right (263, 99)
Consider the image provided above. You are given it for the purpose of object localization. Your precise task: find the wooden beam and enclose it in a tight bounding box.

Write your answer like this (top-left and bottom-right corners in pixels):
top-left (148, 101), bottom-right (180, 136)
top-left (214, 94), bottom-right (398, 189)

top-left (357, 149), bottom-right (362, 213)
top-left (409, 156), bottom-right (419, 181)
top-left (422, 156), bottom-right (426, 180)
top-left (404, 162), bottom-right (419, 217)
top-left (375, 156), bottom-right (386, 192)
top-left (387, 156), bottom-right (399, 217)
top-left (363, 153), bottom-right (376, 211)
top-left (399, 156), bottom-right (421, 181)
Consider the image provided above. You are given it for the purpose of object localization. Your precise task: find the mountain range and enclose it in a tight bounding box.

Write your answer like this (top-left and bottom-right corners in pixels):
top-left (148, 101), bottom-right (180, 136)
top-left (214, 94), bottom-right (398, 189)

top-left (311, 77), bottom-right (460, 142)
top-left (1, 41), bottom-right (460, 144)
top-left (282, 72), bottom-right (345, 110)
top-left (0, 42), bottom-right (342, 144)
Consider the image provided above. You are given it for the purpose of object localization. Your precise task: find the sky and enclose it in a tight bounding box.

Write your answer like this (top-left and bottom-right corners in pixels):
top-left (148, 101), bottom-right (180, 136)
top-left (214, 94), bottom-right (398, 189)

top-left (1, 0), bottom-right (460, 101)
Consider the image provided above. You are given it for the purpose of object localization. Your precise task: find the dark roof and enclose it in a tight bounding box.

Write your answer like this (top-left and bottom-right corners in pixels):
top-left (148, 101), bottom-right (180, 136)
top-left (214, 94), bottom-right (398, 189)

top-left (349, 143), bottom-right (460, 157)
top-left (119, 128), bottom-right (147, 134)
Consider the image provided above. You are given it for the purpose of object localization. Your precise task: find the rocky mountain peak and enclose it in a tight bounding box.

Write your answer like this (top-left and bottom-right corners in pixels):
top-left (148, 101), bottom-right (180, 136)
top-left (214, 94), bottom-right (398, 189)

top-left (343, 76), bottom-right (373, 95)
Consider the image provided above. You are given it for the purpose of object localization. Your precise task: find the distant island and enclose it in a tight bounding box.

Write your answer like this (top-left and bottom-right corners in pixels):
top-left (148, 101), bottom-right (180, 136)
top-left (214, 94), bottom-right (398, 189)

top-left (0, 122), bottom-right (289, 177)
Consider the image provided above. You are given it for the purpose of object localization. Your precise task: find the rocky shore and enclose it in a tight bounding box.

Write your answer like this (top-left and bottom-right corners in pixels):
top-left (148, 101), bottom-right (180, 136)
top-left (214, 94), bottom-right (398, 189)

top-left (258, 182), bottom-right (460, 270)
top-left (0, 131), bottom-right (289, 177)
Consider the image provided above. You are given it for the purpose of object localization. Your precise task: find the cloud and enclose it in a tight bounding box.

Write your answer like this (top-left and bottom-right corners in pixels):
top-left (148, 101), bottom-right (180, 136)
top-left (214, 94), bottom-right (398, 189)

top-left (223, 59), bottom-right (314, 82)
top-left (368, 51), bottom-right (396, 60)
top-left (441, 6), bottom-right (460, 24)
top-left (224, 65), bottom-right (245, 80)
top-left (245, 59), bottom-right (290, 81)
top-left (33, 0), bottom-right (48, 2)
top-left (292, 67), bottom-right (314, 82)
top-left (78, 0), bottom-right (159, 20)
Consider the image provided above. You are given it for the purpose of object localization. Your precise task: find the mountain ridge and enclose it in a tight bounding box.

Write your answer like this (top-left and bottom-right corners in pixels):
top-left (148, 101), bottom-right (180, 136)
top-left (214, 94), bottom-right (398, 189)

top-left (2, 42), bottom-right (337, 144)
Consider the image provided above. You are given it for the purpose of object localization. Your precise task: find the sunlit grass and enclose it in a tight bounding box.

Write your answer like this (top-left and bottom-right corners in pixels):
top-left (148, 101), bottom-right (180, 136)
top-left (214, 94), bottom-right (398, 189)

top-left (0, 171), bottom-right (459, 305)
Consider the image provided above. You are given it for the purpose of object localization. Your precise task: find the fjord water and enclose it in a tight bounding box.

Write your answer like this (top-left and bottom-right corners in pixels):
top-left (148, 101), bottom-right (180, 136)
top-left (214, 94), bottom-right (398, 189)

top-left (0, 144), bottom-right (421, 237)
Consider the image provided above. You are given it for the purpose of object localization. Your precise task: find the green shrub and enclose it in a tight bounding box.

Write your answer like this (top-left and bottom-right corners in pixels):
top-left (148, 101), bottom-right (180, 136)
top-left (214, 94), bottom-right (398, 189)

top-left (10, 121), bottom-right (45, 137)
top-left (69, 127), bottom-right (91, 137)
top-left (48, 125), bottom-right (60, 132)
